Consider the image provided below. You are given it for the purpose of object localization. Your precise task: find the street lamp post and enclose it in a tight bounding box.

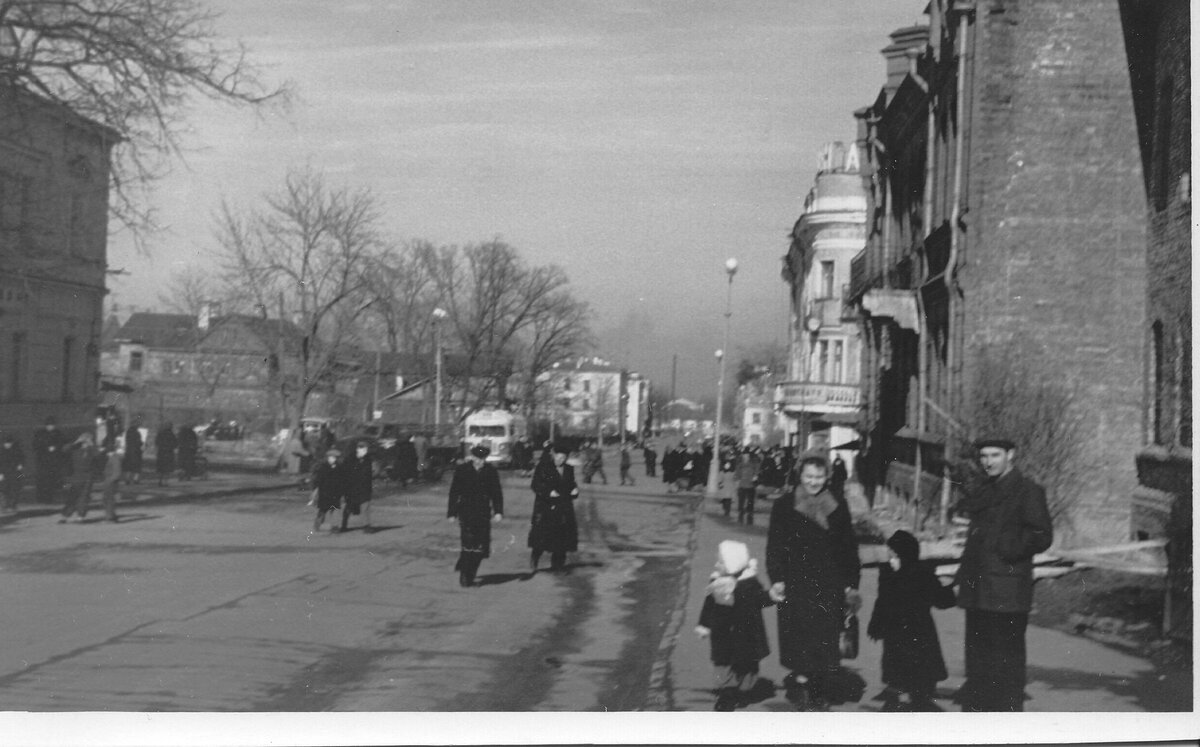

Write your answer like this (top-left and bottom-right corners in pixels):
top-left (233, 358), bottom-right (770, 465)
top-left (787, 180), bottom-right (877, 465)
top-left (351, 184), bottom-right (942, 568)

top-left (706, 258), bottom-right (738, 498)
top-left (432, 307), bottom-right (448, 431)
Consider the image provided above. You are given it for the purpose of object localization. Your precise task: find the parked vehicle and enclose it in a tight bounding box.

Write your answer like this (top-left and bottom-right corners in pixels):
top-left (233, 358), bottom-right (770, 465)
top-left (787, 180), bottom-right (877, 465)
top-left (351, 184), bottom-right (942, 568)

top-left (463, 409), bottom-right (527, 468)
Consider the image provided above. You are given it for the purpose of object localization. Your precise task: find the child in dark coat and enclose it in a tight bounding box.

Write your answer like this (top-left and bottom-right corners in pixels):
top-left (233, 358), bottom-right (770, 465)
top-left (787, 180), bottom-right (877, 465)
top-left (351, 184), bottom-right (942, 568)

top-left (694, 540), bottom-right (775, 711)
top-left (867, 530), bottom-right (957, 711)
top-left (310, 448), bottom-right (346, 534)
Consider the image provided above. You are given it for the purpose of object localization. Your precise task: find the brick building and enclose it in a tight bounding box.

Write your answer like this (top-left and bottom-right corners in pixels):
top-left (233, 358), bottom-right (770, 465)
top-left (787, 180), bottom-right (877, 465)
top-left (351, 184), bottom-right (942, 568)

top-left (1, 85), bottom-right (119, 448)
top-left (1119, 0), bottom-right (1190, 636)
top-left (848, 0), bottom-right (1147, 545)
top-left (778, 141), bottom-right (868, 464)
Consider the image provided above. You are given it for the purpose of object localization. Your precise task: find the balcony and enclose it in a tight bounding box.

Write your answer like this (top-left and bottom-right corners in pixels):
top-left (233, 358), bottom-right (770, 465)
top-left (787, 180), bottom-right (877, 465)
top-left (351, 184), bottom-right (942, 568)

top-left (810, 293), bottom-right (857, 327)
top-left (774, 381), bottom-right (863, 414)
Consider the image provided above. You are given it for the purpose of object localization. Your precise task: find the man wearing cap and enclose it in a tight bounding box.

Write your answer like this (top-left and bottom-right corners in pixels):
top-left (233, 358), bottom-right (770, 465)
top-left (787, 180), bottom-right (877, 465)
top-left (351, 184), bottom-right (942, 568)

top-left (954, 437), bottom-right (1053, 711)
top-left (32, 416), bottom-right (68, 504)
top-left (448, 445), bottom-right (504, 587)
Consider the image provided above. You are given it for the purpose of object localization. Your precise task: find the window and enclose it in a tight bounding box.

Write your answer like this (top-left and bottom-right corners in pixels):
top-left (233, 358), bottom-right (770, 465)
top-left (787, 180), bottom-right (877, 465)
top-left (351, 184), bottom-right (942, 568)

top-left (752, 412), bottom-right (762, 425)
top-left (818, 341), bottom-right (830, 382)
top-left (8, 332), bottom-right (25, 400)
top-left (0, 170), bottom-right (31, 248)
top-left (833, 340), bottom-right (844, 383)
top-left (1154, 76), bottom-right (1174, 212)
top-left (129, 351), bottom-right (144, 372)
top-left (1179, 327), bottom-right (1191, 447)
top-left (583, 398), bottom-right (591, 411)
top-left (820, 261), bottom-right (835, 299)
top-left (583, 379), bottom-right (591, 393)
top-left (61, 337), bottom-right (75, 402)
top-left (563, 378), bottom-right (572, 392)
top-left (1152, 320), bottom-right (1164, 444)
top-left (68, 193), bottom-right (85, 255)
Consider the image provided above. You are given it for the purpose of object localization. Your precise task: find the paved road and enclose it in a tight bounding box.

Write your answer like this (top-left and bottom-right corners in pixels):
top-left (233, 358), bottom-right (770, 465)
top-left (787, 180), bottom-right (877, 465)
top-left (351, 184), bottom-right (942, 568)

top-left (0, 473), bottom-right (695, 712)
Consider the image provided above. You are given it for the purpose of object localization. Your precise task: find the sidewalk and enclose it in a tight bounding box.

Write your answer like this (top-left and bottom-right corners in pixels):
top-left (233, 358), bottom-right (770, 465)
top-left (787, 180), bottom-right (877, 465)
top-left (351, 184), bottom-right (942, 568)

top-left (0, 470), bottom-right (296, 528)
top-left (666, 489), bottom-right (1182, 712)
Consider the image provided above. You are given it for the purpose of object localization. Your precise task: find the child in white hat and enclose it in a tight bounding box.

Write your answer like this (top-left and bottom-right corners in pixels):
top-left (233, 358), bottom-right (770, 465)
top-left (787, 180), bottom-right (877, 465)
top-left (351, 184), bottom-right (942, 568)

top-left (694, 540), bottom-right (775, 710)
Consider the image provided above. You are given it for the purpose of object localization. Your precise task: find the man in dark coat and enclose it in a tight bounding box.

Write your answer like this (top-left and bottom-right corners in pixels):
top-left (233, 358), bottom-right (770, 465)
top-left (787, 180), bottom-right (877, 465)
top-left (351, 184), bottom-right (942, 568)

top-left (830, 455), bottom-right (848, 500)
top-left (154, 423), bottom-right (177, 486)
top-left (527, 442), bottom-right (579, 574)
top-left (31, 416), bottom-right (68, 503)
top-left (643, 442), bottom-right (657, 478)
top-left (176, 424), bottom-right (198, 480)
top-left (766, 455), bottom-right (861, 710)
top-left (448, 444), bottom-right (504, 587)
top-left (122, 421), bottom-right (143, 483)
top-left (396, 436), bottom-right (419, 486)
top-left (341, 441), bottom-right (374, 533)
top-left (954, 437), bottom-right (1053, 712)
top-left (311, 447), bottom-right (346, 533)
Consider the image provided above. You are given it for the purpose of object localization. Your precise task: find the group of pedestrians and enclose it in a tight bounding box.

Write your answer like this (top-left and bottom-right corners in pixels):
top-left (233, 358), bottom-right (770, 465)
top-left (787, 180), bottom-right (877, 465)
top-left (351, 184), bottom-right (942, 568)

top-left (693, 438), bottom-right (1053, 713)
top-left (309, 440), bottom-right (376, 534)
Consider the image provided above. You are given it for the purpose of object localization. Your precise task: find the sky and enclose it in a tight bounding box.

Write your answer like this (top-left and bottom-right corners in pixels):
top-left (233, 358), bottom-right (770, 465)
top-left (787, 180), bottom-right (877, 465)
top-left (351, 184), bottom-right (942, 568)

top-left (106, 0), bottom-right (928, 402)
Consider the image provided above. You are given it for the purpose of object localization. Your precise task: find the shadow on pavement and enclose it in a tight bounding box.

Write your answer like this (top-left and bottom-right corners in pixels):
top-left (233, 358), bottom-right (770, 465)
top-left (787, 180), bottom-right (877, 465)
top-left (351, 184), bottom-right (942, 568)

top-left (79, 514), bottom-right (159, 525)
top-left (1027, 662), bottom-right (1193, 712)
top-left (475, 572), bottom-right (529, 587)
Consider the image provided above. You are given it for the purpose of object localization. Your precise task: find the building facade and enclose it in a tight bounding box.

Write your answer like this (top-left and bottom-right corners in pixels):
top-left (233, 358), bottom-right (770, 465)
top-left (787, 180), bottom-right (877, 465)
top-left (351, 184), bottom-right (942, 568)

top-left (777, 141), bottom-right (868, 462)
top-left (1119, 0), bottom-right (1191, 637)
top-left (848, 1), bottom-right (1147, 545)
top-left (1, 86), bottom-right (118, 447)
top-left (537, 357), bottom-right (634, 440)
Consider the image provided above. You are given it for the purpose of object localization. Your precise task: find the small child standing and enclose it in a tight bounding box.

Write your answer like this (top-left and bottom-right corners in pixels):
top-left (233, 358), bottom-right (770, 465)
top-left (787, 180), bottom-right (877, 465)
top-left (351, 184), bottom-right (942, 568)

top-left (867, 530), bottom-right (957, 711)
top-left (694, 540), bottom-right (775, 711)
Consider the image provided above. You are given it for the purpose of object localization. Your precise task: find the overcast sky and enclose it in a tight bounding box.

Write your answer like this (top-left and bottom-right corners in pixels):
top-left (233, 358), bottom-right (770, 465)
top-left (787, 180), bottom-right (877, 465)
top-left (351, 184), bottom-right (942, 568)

top-left (106, 0), bottom-right (927, 401)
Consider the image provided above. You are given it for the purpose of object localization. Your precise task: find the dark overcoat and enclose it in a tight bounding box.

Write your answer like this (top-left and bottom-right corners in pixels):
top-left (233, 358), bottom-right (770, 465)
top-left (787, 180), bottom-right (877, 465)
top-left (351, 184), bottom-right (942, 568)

top-left (32, 427), bottom-right (68, 474)
top-left (955, 468), bottom-right (1053, 613)
top-left (343, 453), bottom-right (373, 513)
top-left (448, 461), bottom-right (504, 558)
top-left (311, 460), bottom-right (346, 511)
top-left (698, 576), bottom-right (774, 672)
top-left (868, 561), bottom-right (956, 691)
top-left (122, 427), bottom-right (143, 473)
top-left (766, 489), bottom-right (860, 674)
top-left (155, 427), bottom-right (177, 475)
top-left (527, 458), bottom-right (579, 553)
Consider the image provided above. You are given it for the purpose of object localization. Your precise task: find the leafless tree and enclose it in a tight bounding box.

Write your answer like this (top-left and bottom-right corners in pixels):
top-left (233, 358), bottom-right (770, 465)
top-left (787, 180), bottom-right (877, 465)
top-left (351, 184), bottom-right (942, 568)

top-left (214, 166), bottom-right (380, 429)
top-left (360, 240), bottom-right (437, 355)
top-left (0, 0), bottom-right (288, 242)
top-left (157, 264), bottom-right (222, 317)
top-left (516, 291), bottom-right (593, 420)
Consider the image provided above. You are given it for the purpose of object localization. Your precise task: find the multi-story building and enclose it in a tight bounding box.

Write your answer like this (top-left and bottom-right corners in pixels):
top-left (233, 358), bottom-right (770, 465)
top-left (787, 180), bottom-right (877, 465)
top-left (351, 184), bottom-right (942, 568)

top-left (1119, 0), bottom-right (1190, 637)
top-left (1, 86), bottom-right (119, 447)
top-left (848, 1), bottom-right (1147, 545)
top-left (777, 141), bottom-right (868, 462)
top-left (537, 357), bottom-right (641, 440)
top-left (736, 372), bottom-right (786, 448)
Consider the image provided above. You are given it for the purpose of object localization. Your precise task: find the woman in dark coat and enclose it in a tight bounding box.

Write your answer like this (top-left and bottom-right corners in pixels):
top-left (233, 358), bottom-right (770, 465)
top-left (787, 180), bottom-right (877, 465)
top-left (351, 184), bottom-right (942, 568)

top-left (122, 422), bottom-right (143, 482)
top-left (448, 445), bottom-right (504, 587)
top-left (176, 424), bottom-right (198, 480)
top-left (341, 441), bottom-right (374, 533)
top-left (154, 423), bottom-right (177, 486)
top-left (396, 436), bottom-right (419, 485)
top-left (527, 443), bottom-right (579, 574)
top-left (311, 448), bottom-right (345, 533)
top-left (766, 455), bottom-right (861, 711)
top-left (867, 530), bottom-right (956, 710)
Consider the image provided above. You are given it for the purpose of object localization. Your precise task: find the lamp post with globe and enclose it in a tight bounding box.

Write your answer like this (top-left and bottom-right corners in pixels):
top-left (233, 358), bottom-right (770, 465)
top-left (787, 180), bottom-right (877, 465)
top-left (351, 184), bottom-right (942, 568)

top-left (705, 257), bottom-right (738, 498)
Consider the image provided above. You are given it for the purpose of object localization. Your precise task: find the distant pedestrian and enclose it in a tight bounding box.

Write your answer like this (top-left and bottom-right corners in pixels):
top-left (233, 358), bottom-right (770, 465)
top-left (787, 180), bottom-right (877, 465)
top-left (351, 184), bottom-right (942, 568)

top-left (867, 530), bottom-right (956, 711)
top-left (122, 421), bottom-right (144, 483)
top-left (734, 451), bottom-right (760, 525)
top-left (619, 445), bottom-right (635, 486)
top-left (32, 416), bottom-right (68, 503)
top-left (447, 445), bottom-right (504, 587)
top-left (694, 540), bottom-right (775, 711)
top-left (59, 433), bottom-right (97, 523)
top-left (176, 424), bottom-right (198, 480)
top-left (830, 455), bottom-right (848, 500)
top-left (643, 442), bottom-right (657, 477)
top-left (341, 441), bottom-right (374, 533)
top-left (99, 443), bottom-right (123, 523)
top-left (587, 441), bottom-right (608, 485)
top-left (0, 433), bottom-right (25, 513)
top-left (527, 442), bottom-right (579, 574)
top-left (310, 447), bottom-right (345, 534)
top-left (396, 435), bottom-right (419, 486)
top-left (954, 437), bottom-right (1052, 712)
top-left (154, 423), bottom-right (176, 486)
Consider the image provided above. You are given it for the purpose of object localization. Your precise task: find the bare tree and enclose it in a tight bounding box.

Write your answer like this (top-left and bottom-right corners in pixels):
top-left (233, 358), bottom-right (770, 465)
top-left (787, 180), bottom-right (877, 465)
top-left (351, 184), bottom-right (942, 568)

top-left (516, 291), bottom-right (593, 419)
top-left (1, 0), bottom-right (288, 241)
top-left (157, 264), bottom-right (222, 317)
top-left (215, 166), bottom-right (380, 429)
top-left (360, 240), bottom-right (437, 355)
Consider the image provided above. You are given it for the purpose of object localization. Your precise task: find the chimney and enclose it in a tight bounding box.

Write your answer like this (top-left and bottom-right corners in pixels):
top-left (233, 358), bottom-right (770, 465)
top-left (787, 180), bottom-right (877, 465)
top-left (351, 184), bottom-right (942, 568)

top-left (880, 25), bottom-right (930, 104)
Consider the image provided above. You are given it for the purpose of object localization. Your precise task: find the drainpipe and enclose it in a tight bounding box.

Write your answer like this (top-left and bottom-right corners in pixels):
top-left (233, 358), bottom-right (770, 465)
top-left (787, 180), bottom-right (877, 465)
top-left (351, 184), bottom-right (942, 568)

top-left (940, 2), bottom-right (972, 530)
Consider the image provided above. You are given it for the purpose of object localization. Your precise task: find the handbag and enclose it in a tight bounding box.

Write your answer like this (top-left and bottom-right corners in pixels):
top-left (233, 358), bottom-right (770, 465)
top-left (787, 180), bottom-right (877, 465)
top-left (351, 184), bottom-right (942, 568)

top-left (839, 611), bottom-right (859, 660)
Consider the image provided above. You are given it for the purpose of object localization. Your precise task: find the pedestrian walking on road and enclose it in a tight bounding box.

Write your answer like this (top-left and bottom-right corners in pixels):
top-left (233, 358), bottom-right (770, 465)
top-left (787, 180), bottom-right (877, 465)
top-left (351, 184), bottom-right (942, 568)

top-left (154, 423), bottom-right (176, 486)
top-left (122, 420), bottom-right (143, 483)
top-left (527, 442), bottom-right (579, 575)
top-left (176, 424), bottom-right (198, 480)
top-left (619, 444), bottom-right (635, 486)
top-left (734, 450), bottom-right (759, 525)
top-left (59, 433), bottom-right (98, 523)
top-left (643, 442), bottom-right (657, 478)
top-left (341, 441), bottom-right (374, 533)
top-left (766, 455), bottom-right (861, 711)
top-left (867, 530), bottom-right (956, 711)
top-left (448, 445), bottom-right (504, 587)
top-left (694, 540), bottom-right (775, 711)
top-left (32, 416), bottom-right (68, 504)
top-left (311, 448), bottom-right (346, 534)
top-left (953, 437), bottom-right (1052, 712)
top-left (99, 444), bottom-right (123, 523)
top-left (0, 433), bottom-right (25, 513)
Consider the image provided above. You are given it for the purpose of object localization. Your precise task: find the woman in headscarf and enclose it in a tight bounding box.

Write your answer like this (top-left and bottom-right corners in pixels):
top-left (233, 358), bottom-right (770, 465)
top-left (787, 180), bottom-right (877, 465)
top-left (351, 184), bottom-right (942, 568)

top-left (766, 455), bottom-right (861, 711)
top-left (527, 442), bottom-right (580, 575)
top-left (447, 445), bottom-right (504, 587)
